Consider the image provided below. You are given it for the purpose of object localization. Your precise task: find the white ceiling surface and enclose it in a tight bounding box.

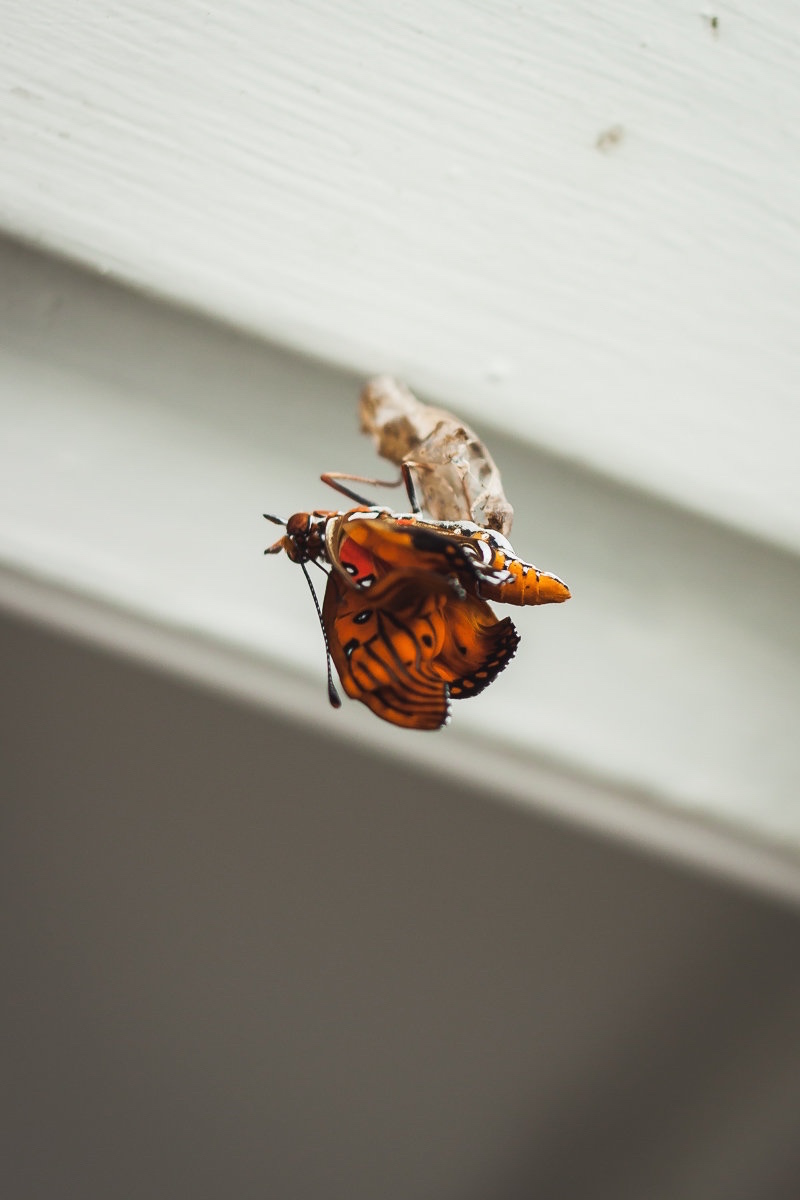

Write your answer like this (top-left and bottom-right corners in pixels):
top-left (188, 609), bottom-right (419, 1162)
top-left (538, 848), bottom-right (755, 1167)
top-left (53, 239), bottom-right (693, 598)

top-left (1, 237), bottom-right (799, 900)
top-left (1, 1), bottom-right (798, 553)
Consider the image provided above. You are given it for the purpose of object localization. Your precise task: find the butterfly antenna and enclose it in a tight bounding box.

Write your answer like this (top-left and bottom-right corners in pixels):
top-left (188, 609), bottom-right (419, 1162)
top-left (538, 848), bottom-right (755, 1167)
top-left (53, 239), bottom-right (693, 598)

top-left (263, 513), bottom-right (286, 526)
top-left (299, 560), bottom-right (342, 709)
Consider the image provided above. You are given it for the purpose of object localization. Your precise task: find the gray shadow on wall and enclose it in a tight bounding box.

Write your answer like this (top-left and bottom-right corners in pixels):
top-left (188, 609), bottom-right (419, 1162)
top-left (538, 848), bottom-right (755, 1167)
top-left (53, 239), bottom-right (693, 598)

top-left (2, 609), bottom-right (800, 1200)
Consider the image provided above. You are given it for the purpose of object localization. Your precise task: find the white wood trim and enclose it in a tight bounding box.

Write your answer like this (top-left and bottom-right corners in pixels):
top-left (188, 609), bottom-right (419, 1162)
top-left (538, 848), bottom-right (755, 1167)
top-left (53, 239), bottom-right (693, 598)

top-left (2, 237), bottom-right (799, 890)
top-left (5, 562), bottom-right (800, 907)
top-left (1, 0), bottom-right (798, 550)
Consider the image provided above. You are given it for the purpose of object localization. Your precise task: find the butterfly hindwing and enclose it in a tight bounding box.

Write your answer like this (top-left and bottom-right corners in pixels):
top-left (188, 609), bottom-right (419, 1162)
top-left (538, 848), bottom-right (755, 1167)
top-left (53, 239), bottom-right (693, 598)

top-left (438, 598), bottom-right (520, 700)
top-left (322, 567), bottom-right (519, 730)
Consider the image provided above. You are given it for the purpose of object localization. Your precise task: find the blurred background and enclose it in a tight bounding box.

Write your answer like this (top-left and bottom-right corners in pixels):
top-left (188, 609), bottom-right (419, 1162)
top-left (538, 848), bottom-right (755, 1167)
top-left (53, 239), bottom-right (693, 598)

top-left (2, 3), bottom-right (800, 1197)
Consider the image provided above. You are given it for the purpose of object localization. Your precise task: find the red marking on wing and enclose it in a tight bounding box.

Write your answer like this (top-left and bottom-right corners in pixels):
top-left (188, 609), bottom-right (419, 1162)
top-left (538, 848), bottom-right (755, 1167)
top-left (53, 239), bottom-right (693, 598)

top-left (338, 535), bottom-right (379, 583)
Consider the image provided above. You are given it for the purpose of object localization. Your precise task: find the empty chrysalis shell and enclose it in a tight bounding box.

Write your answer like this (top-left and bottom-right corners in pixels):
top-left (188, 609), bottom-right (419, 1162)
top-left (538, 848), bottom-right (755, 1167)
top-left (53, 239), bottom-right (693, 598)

top-left (359, 376), bottom-right (514, 535)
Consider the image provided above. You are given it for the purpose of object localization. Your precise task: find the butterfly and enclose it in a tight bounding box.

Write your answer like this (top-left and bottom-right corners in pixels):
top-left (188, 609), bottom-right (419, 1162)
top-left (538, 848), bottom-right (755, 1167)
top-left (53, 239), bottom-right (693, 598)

top-left (265, 472), bottom-right (570, 730)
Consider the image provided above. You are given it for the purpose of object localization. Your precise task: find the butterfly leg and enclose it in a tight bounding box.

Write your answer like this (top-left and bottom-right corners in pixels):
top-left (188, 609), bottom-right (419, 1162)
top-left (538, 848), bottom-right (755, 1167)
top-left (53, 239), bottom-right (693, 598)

top-left (321, 471), bottom-right (405, 507)
top-left (400, 462), bottom-right (421, 514)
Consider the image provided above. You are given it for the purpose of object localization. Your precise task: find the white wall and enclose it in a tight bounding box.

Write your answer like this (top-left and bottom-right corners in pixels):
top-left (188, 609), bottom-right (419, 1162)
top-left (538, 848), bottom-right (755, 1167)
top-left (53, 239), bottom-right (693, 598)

top-left (1, 2), bottom-right (799, 888)
top-left (3, 0), bottom-right (798, 547)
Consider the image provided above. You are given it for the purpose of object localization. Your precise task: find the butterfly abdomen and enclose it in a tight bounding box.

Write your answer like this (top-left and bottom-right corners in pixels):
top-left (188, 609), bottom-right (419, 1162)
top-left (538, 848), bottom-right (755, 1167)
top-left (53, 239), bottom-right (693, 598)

top-left (480, 552), bottom-right (571, 607)
top-left (462, 530), bottom-right (571, 607)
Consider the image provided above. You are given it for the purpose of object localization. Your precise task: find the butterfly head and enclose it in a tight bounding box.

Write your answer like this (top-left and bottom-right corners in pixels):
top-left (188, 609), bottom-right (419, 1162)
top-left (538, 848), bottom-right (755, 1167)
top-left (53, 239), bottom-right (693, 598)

top-left (264, 511), bottom-right (329, 564)
top-left (263, 509), bottom-right (342, 710)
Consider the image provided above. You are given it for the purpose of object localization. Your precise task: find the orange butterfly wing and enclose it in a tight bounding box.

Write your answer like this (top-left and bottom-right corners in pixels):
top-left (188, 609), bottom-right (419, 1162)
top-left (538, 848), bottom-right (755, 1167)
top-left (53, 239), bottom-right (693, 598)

top-left (327, 510), bottom-right (479, 590)
top-left (322, 567), bottom-right (519, 730)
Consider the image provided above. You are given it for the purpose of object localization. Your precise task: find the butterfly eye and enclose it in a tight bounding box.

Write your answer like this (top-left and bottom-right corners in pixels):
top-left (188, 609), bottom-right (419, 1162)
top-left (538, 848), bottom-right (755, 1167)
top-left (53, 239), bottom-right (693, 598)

top-left (286, 512), bottom-right (311, 537)
top-left (353, 608), bottom-right (373, 624)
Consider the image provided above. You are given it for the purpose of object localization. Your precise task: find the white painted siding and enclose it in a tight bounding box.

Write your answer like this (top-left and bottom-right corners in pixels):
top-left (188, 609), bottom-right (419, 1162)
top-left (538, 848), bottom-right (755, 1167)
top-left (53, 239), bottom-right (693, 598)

top-left (1, 2), bottom-right (799, 883)
top-left (1, 0), bottom-right (798, 547)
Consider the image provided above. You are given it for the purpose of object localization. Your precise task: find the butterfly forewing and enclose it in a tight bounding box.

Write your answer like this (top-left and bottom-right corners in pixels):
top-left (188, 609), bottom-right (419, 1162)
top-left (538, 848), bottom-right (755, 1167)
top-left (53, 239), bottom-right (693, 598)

top-left (323, 571), bottom-right (450, 729)
top-left (327, 511), bottom-right (478, 590)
